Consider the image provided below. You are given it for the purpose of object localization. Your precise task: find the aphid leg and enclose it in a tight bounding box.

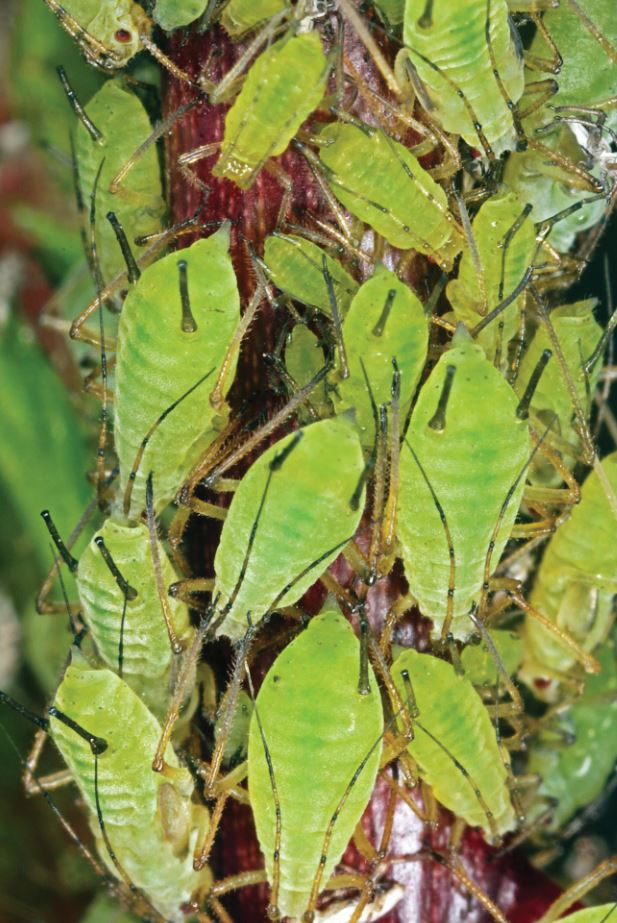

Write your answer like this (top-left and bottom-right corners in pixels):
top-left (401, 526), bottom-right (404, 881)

top-left (380, 360), bottom-right (401, 568)
top-left (536, 857), bottom-right (617, 923)
top-left (516, 78), bottom-right (560, 121)
top-left (177, 143), bottom-right (220, 194)
top-left (337, 0), bottom-right (403, 98)
top-left (23, 728), bottom-right (73, 794)
top-left (41, 0), bottom-right (123, 69)
top-left (144, 474), bottom-right (186, 656)
top-left (520, 13), bottom-right (563, 73)
top-left (293, 140), bottom-right (357, 244)
top-left (210, 283), bottom-right (265, 412)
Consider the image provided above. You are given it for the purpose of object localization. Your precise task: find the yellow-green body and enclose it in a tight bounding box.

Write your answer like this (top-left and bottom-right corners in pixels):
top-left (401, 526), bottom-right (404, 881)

top-left (460, 630), bottom-right (523, 687)
top-left (43, 0), bottom-right (149, 68)
top-left (220, 0), bottom-right (287, 37)
top-left (153, 0), bottom-right (209, 30)
top-left (248, 611), bottom-right (383, 919)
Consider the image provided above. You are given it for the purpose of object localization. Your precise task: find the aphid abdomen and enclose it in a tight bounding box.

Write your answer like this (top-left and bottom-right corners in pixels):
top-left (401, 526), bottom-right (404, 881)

top-left (333, 264), bottom-right (429, 446)
top-left (213, 31), bottom-right (329, 189)
top-left (76, 517), bottom-right (193, 719)
top-left (403, 0), bottom-right (524, 156)
top-left (114, 227), bottom-right (240, 518)
top-left (76, 79), bottom-right (165, 283)
top-left (392, 648), bottom-right (516, 836)
top-left (153, 0), bottom-right (209, 31)
top-left (220, 0), bottom-right (287, 38)
top-left (248, 611), bottom-right (384, 919)
top-left (398, 330), bottom-right (530, 638)
top-left (50, 659), bottom-right (209, 922)
top-left (318, 122), bottom-right (462, 267)
top-left (213, 416), bottom-right (365, 640)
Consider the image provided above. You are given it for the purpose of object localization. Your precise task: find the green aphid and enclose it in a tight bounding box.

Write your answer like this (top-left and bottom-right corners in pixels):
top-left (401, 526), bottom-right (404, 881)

top-left (550, 908), bottom-right (617, 923)
top-left (75, 79), bottom-right (165, 284)
top-left (114, 227), bottom-right (240, 519)
top-left (520, 452), bottom-right (617, 690)
top-left (514, 299), bottom-right (604, 486)
top-left (392, 647), bottom-right (516, 838)
top-left (332, 265), bottom-right (428, 447)
top-left (318, 121), bottom-right (462, 267)
top-left (373, 0), bottom-right (405, 29)
top-left (264, 233), bottom-right (359, 316)
top-left (50, 658), bottom-right (210, 922)
top-left (213, 30), bottom-right (330, 189)
top-left (213, 415), bottom-right (365, 641)
top-left (398, 327), bottom-right (530, 640)
top-left (153, 0), bottom-right (210, 31)
top-left (446, 191), bottom-right (536, 367)
top-left (76, 518), bottom-right (193, 720)
top-left (220, 0), bottom-right (288, 38)
top-left (284, 325), bottom-right (332, 420)
top-left (527, 640), bottom-right (617, 833)
top-left (460, 630), bottom-right (524, 687)
top-left (41, 0), bottom-right (151, 70)
top-left (402, 0), bottom-right (525, 157)
top-left (214, 689), bottom-right (253, 765)
top-left (248, 610), bottom-right (383, 920)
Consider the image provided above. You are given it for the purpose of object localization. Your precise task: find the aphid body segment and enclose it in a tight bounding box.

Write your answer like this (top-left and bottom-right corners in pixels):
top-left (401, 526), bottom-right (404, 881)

top-left (264, 233), bottom-right (359, 316)
top-left (153, 0), bottom-right (210, 31)
top-left (213, 415), bottom-right (365, 641)
top-left (446, 191), bottom-right (536, 366)
top-left (43, 0), bottom-right (149, 69)
top-left (527, 640), bottom-right (617, 832)
top-left (402, 0), bottom-right (524, 157)
top-left (114, 227), bottom-right (240, 519)
top-left (76, 79), bottom-right (165, 284)
top-left (520, 452), bottom-right (617, 689)
top-left (332, 265), bottom-right (429, 446)
top-left (397, 328), bottom-right (530, 639)
top-left (514, 300), bottom-right (603, 485)
top-left (248, 610), bottom-right (384, 919)
top-left (213, 31), bottom-right (330, 189)
top-left (318, 121), bottom-right (462, 268)
top-left (392, 648), bottom-right (516, 837)
top-left (220, 0), bottom-right (288, 38)
top-left (460, 629), bottom-right (523, 687)
top-left (50, 658), bottom-right (210, 922)
top-left (76, 518), bottom-right (193, 720)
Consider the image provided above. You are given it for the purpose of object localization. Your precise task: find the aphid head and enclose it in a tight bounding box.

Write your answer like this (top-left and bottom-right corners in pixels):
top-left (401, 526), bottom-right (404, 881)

top-left (86, 1), bottom-right (151, 69)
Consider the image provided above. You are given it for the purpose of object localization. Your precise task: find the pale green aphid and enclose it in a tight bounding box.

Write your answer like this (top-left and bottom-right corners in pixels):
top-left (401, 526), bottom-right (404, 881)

top-left (114, 226), bottom-right (240, 519)
top-left (446, 191), bottom-right (536, 367)
top-left (391, 647), bottom-right (516, 838)
top-left (283, 325), bottom-right (332, 422)
top-left (514, 299), bottom-right (603, 485)
top-left (527, 640), bottom-right (617, 833)
top-left (75, 78), bottom-right (165, 285)
top-left (42, 0), bottom-right (150, 69)
top-left (264, 233), bottom-right (359, 317)
top-left (76, 518), bottom-right (193, 721)
top-left (372, 0), bottom-right (405, 29)
top-left (460, 630), bottom-right (523, 687)
top-left (50, 657), bottom-right (210, 922)
top-left (213, 415), bottom-right (365, 641)
top-left (402, 0), bottom-right (525, 157)
top-left (213, 30), bottom-right (330, 189)
top-left (153, 0), bottom-right (210, 31)
top-left (318, 121), bottom-right (463, 268)
top-left (553, 910), bottom-right (617, 923)
top-left (332, 264), bottom-right (429, 447)
top-left (220, 0), bottom-right (288, 38)
top-left (248, 610), bottom-right (383, 920)
top-left (397, 327), bottom-right (530, 639)
top-left (520, 452), bottom-right (617, 691)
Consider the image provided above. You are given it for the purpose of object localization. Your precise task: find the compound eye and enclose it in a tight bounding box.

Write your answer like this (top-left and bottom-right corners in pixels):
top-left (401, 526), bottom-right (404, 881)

top-left (115, 28), bottom-right (132, 43)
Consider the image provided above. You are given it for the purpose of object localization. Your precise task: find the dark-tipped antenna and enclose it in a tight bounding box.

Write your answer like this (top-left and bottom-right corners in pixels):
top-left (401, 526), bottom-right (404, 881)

top-left (41, 511), bottom-right (79, 573)
top-left (516, 348), bottom-right (552, 420)
top-left (372, 289), bottom-right (396, 337)
top-left (57, 65), bottom-right (102, 142)
top-left (106, 211), bottom-right (140, 284)
top-left (428, 364), bottom-right (456, 431)
top-left (497, 203), bottom-right (533, 302)
top-left (322, 254), bottom-right (349, 380)
top-left (95, 537), bottom-right (138, 601)
top-left (0, 691), bottom-right (50, 733)
top-left (177, 259), bottom-right (198, 333)
top-left (47, 707), bottom-right (108, 755)
top-left (472, 267), bottom-right (533, 336)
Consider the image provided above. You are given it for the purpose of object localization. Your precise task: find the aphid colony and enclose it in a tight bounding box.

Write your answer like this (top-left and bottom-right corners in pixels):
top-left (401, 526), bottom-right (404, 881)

top-left (5, 0), bottom-right (617, 921)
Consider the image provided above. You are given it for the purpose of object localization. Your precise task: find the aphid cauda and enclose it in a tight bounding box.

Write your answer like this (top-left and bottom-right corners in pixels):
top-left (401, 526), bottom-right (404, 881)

top-left (248, 610), bottom-right (383, 921)
top-left (40, 0), bottom-right (150, 70)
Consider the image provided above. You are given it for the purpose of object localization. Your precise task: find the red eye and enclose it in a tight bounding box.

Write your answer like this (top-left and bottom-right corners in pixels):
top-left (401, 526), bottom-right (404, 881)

top-left (115, 29), bottom-right (132, 43)
top-left (534, 677), bottom-right (551, 690)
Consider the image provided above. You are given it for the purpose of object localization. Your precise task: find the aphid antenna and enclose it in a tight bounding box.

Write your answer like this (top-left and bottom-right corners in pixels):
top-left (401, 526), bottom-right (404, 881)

top-left (56, 65), bottom-right (102, 143)
top-left (497, 203), bottom-right (534, 303)
top-left (321, 254), bottom-right (349, 380)
top-left (106, 211), bottom-right (140, 284)
top-left (471, 266), bottom-right (533, 336)
top-left (380, 358), bottom-right (402, 560)
top-left (515, 348), bottom-right (553, 421)
top-left (93, 534), bottom-right (138, 676)
top-left (43, 0), bottom-right (121, 70)
top-left (145, 473), bottom-right (185, 657)
top-left (454, 190), bottom-right (488, 312)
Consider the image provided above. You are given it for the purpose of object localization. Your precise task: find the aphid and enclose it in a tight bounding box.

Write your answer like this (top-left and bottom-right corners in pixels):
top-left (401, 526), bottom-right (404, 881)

top-left (391, 647), bottom-right (516, 838)
top-left (114, 226), bottom-right (240, 519)
top-left (526, 639), bottom-right (617, 833)
top-left (263, 232), bottom-right (359, 317)
top-left (397, 326), bottom-right (530, 639)
top-left (220, 0), bottom-right (288, 38)
top-left (153, 0), bottom-right (210, 31)
top-left (212, 30), bottom-right (330, 189)
top-left (72, 77), bottom-right (165, 285)
top-left (514, 299), bottom-right (604, 485)
top-left (49, 655), bottom-right (211, 922)
top-left (41, 0), bottom-right (150, 70)
top-left (446, 191), bottom-right (536, 367)
top-left (331, 264), bottom-right (429, 447)
top-left (460, 629), bottom-right (524, 687)
top-left (371, 0), bottom-right (404, 30)
top-left (248, 610), bottom-right (384, 920)
top-left (519, 451), bottom-right (617, 692)
top-left (401, 0), bottom-right (525, 157)
top-left (317, 120), bottom-right (463, 268)
top-left (209, 414), bottom-right (365, 641)
top-left (283, 324), bottom-right (332, 420)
